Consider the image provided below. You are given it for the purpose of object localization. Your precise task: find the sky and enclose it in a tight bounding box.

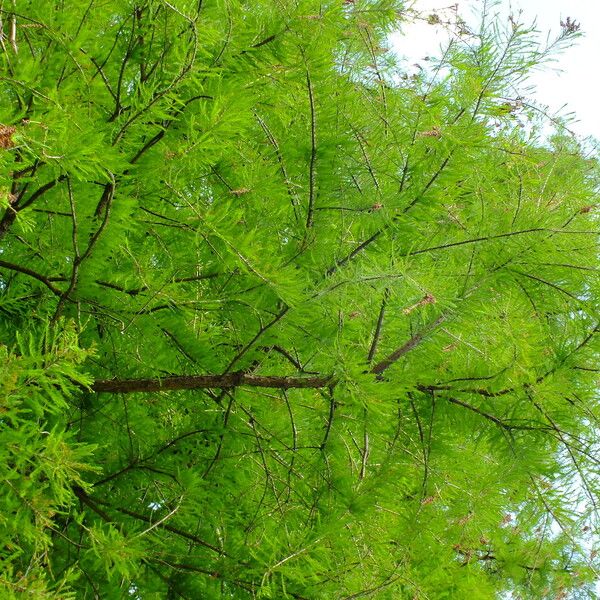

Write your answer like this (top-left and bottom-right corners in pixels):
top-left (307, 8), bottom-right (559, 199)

top-left (392, 0), bottom-right (600, 140)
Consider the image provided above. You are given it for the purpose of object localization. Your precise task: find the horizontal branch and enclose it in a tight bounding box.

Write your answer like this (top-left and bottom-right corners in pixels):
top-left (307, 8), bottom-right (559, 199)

top-left (90, 325), bottom-right (597, 395)
top-left (92, 372), bottom-right (334, 393)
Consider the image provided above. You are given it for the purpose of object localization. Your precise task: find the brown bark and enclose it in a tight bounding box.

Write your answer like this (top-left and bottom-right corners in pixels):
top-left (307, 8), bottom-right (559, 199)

top-left (371, 315), bottom-right (446, 375)
top-left (92, 372), bottom-right (334, 393)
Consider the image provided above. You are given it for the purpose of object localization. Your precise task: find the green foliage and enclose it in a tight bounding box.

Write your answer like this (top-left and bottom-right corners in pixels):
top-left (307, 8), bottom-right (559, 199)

top-left (0, 324), bottom-right (94, 598)
top-left (0, 0), bottom-right (598, 598)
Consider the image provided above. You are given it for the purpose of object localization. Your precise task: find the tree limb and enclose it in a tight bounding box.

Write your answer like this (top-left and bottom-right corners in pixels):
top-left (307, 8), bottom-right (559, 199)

top-left (92, 372), bottom-right (334, 393)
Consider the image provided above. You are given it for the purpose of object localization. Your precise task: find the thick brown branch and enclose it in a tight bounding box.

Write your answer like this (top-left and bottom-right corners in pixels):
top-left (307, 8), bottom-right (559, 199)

top-left (92, 372), bottom-right (334, 393)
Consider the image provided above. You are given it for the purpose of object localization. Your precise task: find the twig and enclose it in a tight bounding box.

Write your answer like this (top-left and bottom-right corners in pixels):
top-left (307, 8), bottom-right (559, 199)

top-left (367, 288), bottom-right (389, 362)
top-left (371, 315), bottom-right (446, 375)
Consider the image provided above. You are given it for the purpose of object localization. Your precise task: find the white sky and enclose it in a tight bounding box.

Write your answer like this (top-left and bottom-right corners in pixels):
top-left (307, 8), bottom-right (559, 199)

top-left (392, 0), bottom-right (600, 140)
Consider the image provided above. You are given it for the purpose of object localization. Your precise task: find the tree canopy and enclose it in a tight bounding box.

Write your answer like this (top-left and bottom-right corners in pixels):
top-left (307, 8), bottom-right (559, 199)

top-left (0, 1), bottom-right (598, 598)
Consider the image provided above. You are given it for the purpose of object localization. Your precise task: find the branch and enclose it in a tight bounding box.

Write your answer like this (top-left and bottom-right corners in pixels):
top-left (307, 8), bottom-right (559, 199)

top-left (371, 315), bottom-right (446, 375)
top-left (74, 486), bottom-right (227, 556)
top-left (320, 386), bottom-right (336, 450)
top-left (0, 259), bottom-right (62, 295)
top-left (305, 70), bottom-right (317, 229)
top-left (92, 372), bottom-right (334, 393)
top-left (326, 153), bottom-right (454, 276)
top-left (254, 111), bottom-right (300, 222)
top-left (327, 229), bottom-right (384, 276)
top-left (128, 95), bottom-right (212, 164)
top-left (0, 175), bottom-right (64, 240)
top-left (402, 153), bottom-right (452, 213)
top-left (418, 322), bottom-right (599, 398)
top-left (17, 175), bottom-right (64, 210)
top-left (223, 305), bottom-right (289, 373)
top-left (367, 288), bottom-right (389, 362)
top-left (406, 227), bottom-right (594, 257)
top-left (52, 177), bottom-right (80, 322)
top-left (511, 269), bottom-right (583, 302)
top-left (445, 396), bottom-right (512, 430)
top-left (95, 271), bottom-right (219, 296)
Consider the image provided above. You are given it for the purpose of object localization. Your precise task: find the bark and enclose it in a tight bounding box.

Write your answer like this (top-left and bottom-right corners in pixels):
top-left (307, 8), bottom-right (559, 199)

top-left (92, 372), bottom-right (334, 393)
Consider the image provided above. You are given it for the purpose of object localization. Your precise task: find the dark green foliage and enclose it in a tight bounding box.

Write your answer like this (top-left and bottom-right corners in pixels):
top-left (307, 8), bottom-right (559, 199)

top-left (0, 1), bottom-right (598, 598)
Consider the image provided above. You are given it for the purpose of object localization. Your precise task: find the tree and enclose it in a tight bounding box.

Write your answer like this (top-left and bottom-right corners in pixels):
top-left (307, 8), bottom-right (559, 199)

top-left (0, 1), bottom-right (598, 598)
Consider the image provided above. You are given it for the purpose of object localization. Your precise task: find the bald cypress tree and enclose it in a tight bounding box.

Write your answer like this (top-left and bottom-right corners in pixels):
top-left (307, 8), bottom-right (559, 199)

top-left (0, 1), bottom-right (598, 598)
